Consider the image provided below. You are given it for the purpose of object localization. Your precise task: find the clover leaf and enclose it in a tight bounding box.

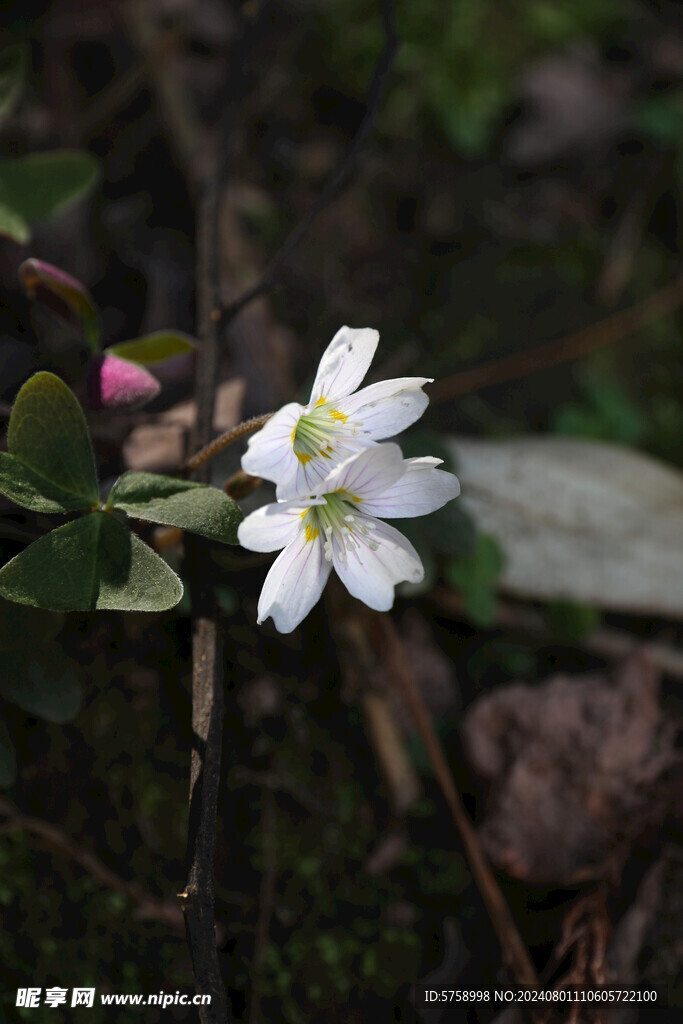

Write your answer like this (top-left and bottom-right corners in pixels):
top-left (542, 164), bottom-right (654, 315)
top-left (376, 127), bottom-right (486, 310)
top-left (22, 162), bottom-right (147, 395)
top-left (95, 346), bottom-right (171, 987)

top-left (2, 371), bottom-right (99, 511)
top-left (0, 373), bottom-right (243, 612)
top-left (0, 514), bottom-right (183, 612)
top-left (107, 472), bottom-right (242, 545)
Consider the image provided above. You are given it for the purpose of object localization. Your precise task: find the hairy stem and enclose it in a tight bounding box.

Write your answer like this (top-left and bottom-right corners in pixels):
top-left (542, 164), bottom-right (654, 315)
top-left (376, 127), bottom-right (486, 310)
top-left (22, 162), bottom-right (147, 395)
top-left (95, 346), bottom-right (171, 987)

top-left (185, 413), bottom-right (273, 474)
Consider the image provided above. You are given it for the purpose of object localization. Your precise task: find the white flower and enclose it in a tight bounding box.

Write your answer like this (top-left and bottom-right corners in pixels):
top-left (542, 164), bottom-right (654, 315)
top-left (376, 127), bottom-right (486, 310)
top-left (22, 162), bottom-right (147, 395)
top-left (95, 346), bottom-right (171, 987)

top-left (238, 444), bottom-right (460, 633)
top-left (241, 326), bottom-right (432, 499)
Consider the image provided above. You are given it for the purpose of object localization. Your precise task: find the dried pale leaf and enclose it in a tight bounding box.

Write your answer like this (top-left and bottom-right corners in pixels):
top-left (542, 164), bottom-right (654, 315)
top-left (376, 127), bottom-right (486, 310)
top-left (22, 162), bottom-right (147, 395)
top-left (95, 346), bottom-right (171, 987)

top-left (462, 655), bottom-right (671, 884)
top-left (448, 436), bottom-right (683, 619)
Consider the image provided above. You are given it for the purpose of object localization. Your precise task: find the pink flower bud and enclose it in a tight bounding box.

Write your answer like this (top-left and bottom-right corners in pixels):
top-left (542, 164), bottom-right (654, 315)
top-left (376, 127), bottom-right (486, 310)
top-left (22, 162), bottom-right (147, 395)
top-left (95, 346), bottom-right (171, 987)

top-left (87, 354), bottom-right (161, 410)
top-left (19, 258), bottom-right (101, 353)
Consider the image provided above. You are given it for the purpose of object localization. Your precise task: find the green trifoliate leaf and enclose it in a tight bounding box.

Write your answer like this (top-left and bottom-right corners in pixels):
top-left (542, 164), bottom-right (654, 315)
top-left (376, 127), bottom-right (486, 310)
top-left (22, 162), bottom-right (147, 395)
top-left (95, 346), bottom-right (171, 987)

top-left (0, 150), bottom-right (98, 231)
top-left (108, 472), bottom-right (243, 544)
top-left (0, 452), bottom-right (94, 513)
top-left (0, 721), bottom-right (16, 788)
top-left (0, 643), bottom-right (82, 722)
top-left (0, 200), bottom-right (29, 243)
top-left (3, 372), bottom-right (99, 511)
top-left (0, 45), bottom-right (26, 126)
top-left (0, 596), bottom-right (64, 652)
top-left (107, 331), bottom-right (196, 366)
top-left (0, 513), bottom-right (182, 612)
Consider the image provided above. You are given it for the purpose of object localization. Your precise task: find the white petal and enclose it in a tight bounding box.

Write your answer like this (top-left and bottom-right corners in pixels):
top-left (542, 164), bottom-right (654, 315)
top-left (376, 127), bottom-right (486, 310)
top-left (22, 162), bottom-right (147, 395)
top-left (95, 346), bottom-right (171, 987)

top-left (332, 517), bottom-right (424, 611)
top-left (359, 458), bottom-right (460, 518)
top-left (406, 456), bottom-right (442, 467)
top-left (238, 498), bottom-right (315, 552)
top-left (338, 377), bottom-right (432, 438)
top-left (309, 326), bottom-right (379, 403)
top-left (277, 456), bottom-right (330, 500)
top-left (241, 403), bottom-right (302, 485)
top-left (258, 531), bottom-right (332, 633)
top-left (276, 435), bottom-right (376, 500)
top-left (321, 443), bottom-right (405, 501)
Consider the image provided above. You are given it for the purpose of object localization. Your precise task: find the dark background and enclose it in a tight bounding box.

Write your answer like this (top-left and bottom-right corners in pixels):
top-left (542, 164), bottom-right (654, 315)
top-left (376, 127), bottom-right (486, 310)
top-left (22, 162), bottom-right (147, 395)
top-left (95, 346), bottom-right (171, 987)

top-left (0, 1), bottom-right (682, 1021)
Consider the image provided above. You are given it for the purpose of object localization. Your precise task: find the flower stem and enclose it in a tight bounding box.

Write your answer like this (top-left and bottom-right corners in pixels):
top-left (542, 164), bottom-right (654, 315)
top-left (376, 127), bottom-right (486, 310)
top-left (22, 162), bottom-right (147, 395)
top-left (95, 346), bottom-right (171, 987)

top-left (184, 413), bottom-right (273, 474)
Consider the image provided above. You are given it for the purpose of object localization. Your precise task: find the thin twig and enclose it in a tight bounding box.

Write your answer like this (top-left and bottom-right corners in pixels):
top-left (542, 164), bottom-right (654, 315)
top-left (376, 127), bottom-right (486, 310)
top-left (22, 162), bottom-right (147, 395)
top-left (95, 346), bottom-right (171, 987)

top-left (175, 5), bottom-right (278, 1018)
top-left (369, 611), bottom-right (540, 990)
top-left (184, 413), bottom-right (273, 474)
top-left (176, 33), bottom-right (238, 1016)
top-left (217, 0), bottom-right (398, 326)
top-left (430, 272), bottom-right (683, 404)
top-left (0, 796), bottom-right (185, 934)
top-left (178, 177), bottom-right (231, 1020)
top-left (432, 588), bottom-right (683, 680)
top-left (362, 692), bottom-right (423, 815)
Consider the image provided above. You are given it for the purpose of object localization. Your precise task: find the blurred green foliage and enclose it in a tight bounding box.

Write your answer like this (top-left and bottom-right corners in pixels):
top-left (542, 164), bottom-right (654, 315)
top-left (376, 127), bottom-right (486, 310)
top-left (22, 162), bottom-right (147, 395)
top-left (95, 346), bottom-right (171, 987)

top-left (393, 431), bottom-right (504, 624)
top-left (446, 534), bottom-right (505, 627)
top-left (0, 44), bottom-right (97, 243)
top-left (546, 600), bottom-right (601, 642)
top-left (313, 0), bottom-right (626, 153)
top-left (553, 369), bottom-right (648, 446)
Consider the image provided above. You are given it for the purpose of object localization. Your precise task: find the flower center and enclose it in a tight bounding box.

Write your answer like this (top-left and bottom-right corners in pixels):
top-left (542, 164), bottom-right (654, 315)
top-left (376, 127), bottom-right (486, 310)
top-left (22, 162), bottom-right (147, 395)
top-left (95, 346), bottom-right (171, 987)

top-left (302, 491), bottom-right (377, 564)
top-left (292, 398), bottom-right (348, 465)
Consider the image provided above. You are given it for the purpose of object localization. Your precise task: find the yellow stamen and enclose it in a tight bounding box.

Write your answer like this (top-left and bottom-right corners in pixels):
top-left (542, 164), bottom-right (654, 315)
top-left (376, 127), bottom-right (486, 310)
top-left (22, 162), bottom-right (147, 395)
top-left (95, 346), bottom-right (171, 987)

top-left (331, 488), bottom-right (360, 501)
top-left (330, 409), bottom-right (347, 422)
top-left (305, 524), bottom-right (320, 542)
top-left (315, 396), bottom-right (326, 407)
